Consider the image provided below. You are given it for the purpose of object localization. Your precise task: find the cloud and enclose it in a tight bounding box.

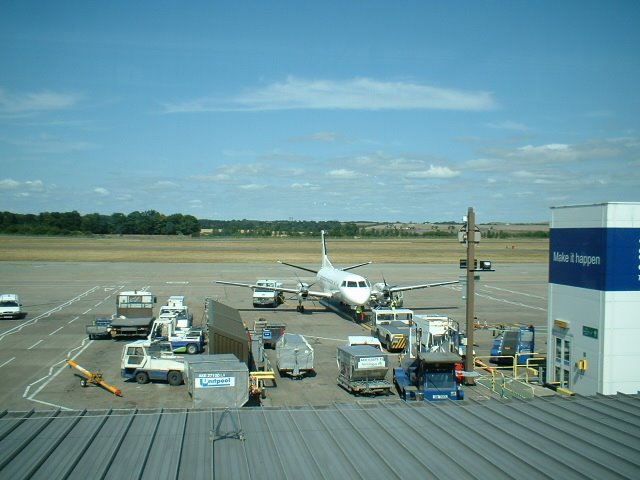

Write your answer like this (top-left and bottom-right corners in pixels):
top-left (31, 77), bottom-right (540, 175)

top-left (0, 179), bottom-right (20, 190)
top-left (406, 165), bottom-right (461, 179)
top-left (0, 87), bottom-right (83, 116)
top-left (94, 187), bottom-right (109, 196)
top-left (291, 131), bottom-right (348, 143)
top-left (162, 76), bottom-right (498, 113)
top-left (0, 178), bottom-right (45, 191)
top-left (327, 168), bottom-right (359, 179)
top-left (484, 120), bottom-right (530, 131)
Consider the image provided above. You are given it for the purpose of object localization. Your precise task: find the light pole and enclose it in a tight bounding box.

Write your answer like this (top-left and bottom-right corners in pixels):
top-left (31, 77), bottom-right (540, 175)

top-left (464, 207), bottom-right (476, 385)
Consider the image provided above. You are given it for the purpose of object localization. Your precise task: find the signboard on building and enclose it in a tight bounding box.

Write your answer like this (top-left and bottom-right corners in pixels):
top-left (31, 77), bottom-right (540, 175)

top-left (549, 227), bottom-right (640, 291)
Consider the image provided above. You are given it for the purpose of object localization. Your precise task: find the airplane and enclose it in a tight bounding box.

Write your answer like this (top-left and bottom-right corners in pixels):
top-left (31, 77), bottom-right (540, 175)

top-left (215, 230), bottom-right (459, 314)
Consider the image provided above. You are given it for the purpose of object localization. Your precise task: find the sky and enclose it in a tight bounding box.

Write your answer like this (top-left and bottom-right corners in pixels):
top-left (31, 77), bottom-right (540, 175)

top-left (1, 1), bottom-right (639, 223)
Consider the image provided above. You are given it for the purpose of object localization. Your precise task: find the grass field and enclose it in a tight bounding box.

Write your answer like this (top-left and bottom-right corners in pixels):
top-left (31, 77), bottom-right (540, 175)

top-left (0, 235), bottom-right (548, 264)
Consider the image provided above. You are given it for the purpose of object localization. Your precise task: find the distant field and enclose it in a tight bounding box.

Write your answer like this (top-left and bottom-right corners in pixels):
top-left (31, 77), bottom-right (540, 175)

top-left (0, 235), bottom-right (548, 264)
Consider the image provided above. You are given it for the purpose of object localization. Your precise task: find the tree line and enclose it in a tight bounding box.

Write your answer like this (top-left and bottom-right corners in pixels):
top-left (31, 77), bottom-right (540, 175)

top-left (0, 210), bottom-right (200, 236)
top-left (0, 210), bottom-right (548, 238)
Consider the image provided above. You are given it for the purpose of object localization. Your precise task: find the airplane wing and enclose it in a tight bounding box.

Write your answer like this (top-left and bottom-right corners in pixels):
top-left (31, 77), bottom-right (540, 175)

top-left (388, 280), bottom-right (459, 294)
top-left (215, 280), bottom-right (333, 299)
top-left (341, 261), bottom-right (372, 272)
top-left (276, 261), bottom-right (318, 274)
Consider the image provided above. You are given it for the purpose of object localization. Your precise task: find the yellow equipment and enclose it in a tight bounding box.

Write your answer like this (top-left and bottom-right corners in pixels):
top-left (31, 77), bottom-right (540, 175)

top-left (66, 359), bottom-right (122, 397)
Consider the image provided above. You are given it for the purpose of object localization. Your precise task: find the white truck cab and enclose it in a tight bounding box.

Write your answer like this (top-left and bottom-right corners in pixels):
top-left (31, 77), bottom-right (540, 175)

top-left (0, 294), bottom-right (22, 319)
top-left (253, 280), bottom-right (284, 308)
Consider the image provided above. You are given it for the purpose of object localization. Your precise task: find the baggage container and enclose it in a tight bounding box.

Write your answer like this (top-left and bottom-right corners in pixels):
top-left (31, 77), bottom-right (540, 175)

top-left (275, 333), bottom-right (314, 378)
top-left (184, 354), bottom-right (249, 408)
top-left (337, 345), bottom-right (392, 395)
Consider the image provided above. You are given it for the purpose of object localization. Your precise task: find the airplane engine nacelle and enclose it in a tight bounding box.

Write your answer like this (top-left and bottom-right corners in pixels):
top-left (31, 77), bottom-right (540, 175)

top-left (298, 283), bottom-right (310, 299)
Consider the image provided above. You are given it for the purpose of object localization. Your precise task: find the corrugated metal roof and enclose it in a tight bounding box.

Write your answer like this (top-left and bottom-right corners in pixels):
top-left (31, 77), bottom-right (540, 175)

top-left (1, 394), bottom-right (639, 479)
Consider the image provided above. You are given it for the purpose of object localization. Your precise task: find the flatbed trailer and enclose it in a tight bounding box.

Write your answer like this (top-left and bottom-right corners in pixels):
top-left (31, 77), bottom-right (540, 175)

top-left (86, 317), bottom-right (112, 340)
top-left (110, 316), bottom-right (155, 338)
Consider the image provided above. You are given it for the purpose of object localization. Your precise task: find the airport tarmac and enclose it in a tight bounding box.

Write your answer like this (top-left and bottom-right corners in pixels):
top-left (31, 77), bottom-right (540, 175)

top-left (0, 261), bottom-right (549, 411)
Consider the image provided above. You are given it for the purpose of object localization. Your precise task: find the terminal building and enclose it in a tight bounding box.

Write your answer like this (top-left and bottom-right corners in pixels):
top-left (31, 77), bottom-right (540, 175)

top-left (548, 202), bottom-right (640, 395)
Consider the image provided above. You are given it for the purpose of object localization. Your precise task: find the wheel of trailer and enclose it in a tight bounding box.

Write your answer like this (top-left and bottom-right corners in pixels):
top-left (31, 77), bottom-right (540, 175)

top-left (80, 378), bottom-right (87, 388)
top-left (167, 370), bottom-right (183, 386)
top-left (186, 343), bottom-right (198, 355)
top-left (135, 371), bottom-right (149, 384)
top-left (386, 335), bottom-right (391, 350)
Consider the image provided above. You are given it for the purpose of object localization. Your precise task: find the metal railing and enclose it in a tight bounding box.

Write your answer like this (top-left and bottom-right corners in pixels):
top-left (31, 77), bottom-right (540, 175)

top-left (472, 355), bottom-right (539, 399)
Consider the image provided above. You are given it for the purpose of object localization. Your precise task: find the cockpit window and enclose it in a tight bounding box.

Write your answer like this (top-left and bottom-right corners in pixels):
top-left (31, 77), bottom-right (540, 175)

top-left (358, 281), bottom-right (367, 288)
top-left (341, 281), bottom-right (346, 287)
top-left (347, 281), bottom-right (357, 287)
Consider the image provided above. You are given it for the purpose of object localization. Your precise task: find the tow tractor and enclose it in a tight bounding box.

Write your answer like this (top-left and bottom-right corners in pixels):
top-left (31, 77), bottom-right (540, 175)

top-left (393, 312), bottom-right (465, 401)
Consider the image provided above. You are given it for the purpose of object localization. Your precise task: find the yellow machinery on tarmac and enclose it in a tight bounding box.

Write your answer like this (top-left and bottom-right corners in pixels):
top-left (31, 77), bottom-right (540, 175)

top-left (66, 359), bottom-right (122, 397)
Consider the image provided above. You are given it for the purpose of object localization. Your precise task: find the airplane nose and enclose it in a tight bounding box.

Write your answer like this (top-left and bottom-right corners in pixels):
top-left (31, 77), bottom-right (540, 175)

top-left (352, 288), bottom-right (371, 306)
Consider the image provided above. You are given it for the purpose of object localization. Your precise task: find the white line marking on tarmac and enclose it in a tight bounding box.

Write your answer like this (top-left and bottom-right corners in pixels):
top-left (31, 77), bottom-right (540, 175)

top-left (49, 326), bottom-right (64, 335)
top-left (0, 357), bottom-right (15, 368)
top-left (68, 316), bottom-right (79, 324)
top-left (23, 339), bottom-right (94, 410)
top-left (0, 286), bottom-right (100, 342)
top-left (28, 340), bottom-right (43, 350)
top-left (483, 284), bottom-right (546, 299)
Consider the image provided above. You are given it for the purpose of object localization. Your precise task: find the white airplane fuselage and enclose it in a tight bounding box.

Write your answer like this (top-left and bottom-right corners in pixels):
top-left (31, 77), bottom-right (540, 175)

top-left (317, 265), bottom-right (371, 307)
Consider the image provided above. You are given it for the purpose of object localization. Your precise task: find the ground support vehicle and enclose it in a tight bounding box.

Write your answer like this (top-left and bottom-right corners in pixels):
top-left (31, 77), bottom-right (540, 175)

top-left (67, 359), bottom-right (122, 396)
top-left (347, 335), bottom-right (383, 350)
top-left (411, 314), bottom-right (463, 354)
top-left (276, 333), bottom-right (314, 378)
top-left (0, 293), bottom-right (22, 319)
top-left (371, 307), bottom-right (412, 352)
top-left (159, 297), bottom-right (194, 332)
top-left (110, 290), bottom-right (157, 338)
top-left (86, 317), bottom-right (112, 340)
top-left (120, 340), bottom-right (185, 386)
top-left (253, 319), bottom-right (286, 349)
top-left (148, 317), bottom-right (205, 354)
top-left (490, 325), bottom-right (536, 365)
top-left (375, 321), bottom-right (410, 352)
top-left (337, 345), bottom-right (392, 395)
top-left (252, 280), bottom-right (284, 308)
top-left (394, 352), bottom-right (464, 401)
top-left (110, 315), bottom-right (156, 338)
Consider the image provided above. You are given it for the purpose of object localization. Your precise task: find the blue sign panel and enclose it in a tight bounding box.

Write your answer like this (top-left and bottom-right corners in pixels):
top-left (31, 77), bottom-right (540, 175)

top-left (549, 228), bottom-right (640, 291)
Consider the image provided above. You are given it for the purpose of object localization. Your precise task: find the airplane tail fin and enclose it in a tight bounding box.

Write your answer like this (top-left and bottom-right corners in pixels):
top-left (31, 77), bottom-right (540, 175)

top-left (321, 230), bottom-right (332, 268)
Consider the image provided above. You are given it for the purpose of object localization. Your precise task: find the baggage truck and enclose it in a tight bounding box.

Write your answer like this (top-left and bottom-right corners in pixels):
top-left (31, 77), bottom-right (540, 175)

top-left (336, 345), bottom-right (392, 395)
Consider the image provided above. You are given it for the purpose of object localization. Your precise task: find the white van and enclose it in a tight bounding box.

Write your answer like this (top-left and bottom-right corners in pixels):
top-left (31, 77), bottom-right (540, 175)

top-left (0, 294), bottom-right (22, 319)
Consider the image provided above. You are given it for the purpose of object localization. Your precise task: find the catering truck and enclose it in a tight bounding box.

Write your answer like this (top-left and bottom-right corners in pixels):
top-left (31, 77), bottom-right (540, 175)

top-left (110, 290), bottom-right (156, 338)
